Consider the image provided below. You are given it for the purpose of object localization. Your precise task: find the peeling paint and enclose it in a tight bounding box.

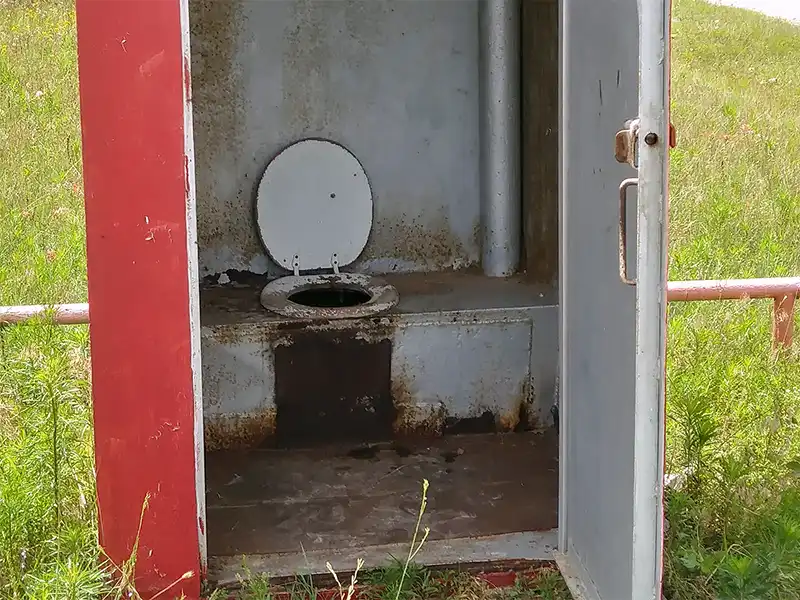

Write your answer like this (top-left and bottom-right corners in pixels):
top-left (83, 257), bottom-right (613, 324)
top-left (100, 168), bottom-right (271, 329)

top-left (139, 50), bottom-right (166, 77)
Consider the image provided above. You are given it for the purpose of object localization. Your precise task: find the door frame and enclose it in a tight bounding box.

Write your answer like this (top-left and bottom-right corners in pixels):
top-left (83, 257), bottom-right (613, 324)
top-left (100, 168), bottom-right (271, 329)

top-left (76, 0), bottom-right (206, 596)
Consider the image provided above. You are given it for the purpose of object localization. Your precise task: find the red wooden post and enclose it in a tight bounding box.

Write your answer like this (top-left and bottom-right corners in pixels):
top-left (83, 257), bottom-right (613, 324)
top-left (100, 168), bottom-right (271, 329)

top-left (76, 0), bottom-right (205, 598)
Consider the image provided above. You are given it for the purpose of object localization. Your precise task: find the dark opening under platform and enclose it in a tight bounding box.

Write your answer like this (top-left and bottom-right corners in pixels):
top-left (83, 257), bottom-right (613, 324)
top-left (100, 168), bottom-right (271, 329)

top-left (205, 430), bottom-right (559, 583)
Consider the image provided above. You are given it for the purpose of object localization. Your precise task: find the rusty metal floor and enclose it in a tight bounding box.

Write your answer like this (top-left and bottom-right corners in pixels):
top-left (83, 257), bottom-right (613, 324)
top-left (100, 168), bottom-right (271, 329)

top-left (205, 430), bottom-right (558, 563)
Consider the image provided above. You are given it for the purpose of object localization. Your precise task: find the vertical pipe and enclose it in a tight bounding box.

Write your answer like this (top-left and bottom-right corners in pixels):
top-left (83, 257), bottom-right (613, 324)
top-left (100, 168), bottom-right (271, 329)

top-left (480, 0), bottom-right (521, 277)
top-left (773, 293), bottom-right (795, 349)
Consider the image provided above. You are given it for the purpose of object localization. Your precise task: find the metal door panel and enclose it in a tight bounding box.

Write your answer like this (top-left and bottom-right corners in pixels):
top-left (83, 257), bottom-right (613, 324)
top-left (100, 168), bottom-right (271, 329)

top-left (558, 0), bottom-right (669, 598)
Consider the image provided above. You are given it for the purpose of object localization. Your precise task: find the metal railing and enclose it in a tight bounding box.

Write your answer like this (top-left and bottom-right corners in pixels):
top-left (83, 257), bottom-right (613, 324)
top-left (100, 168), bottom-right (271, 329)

top-left (667, 277), bottom-right (800, 349)
top-left (2, 277), bottom-right (798, 347)
top-left (0, 303), bottom-right (89, 326)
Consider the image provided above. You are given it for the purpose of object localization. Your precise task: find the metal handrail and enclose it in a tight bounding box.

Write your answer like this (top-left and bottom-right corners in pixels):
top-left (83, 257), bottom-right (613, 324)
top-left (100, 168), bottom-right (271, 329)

top-left (0, 303), bottom-right (89, 325)
top-left (667, 277), bottom-right (800, 349)
top-left (1, 276), bottom-right (798, 347)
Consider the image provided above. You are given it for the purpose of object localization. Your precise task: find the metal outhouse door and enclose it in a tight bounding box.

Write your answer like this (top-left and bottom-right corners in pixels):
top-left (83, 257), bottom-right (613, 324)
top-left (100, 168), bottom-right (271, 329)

top-left (558, 0), bottom-right (670, 599)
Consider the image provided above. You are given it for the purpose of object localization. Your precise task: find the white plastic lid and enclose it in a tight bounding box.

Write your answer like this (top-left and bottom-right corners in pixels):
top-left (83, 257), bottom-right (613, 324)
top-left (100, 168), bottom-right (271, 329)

top-left (255, 139), bottom-right (373, 272)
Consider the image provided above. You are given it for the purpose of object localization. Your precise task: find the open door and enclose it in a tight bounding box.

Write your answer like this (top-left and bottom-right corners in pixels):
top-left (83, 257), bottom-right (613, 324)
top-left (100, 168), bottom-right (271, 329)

top-left (558, 0), bottom-right (670, 598)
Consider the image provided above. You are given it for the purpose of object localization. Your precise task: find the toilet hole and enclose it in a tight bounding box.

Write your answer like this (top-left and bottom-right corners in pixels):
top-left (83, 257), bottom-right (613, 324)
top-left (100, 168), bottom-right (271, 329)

top-left (288, 285), bottom-right (371, 308)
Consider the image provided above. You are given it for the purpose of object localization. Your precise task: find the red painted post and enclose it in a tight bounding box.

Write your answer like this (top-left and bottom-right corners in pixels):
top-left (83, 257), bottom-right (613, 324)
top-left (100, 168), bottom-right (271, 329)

top-left (75, 0), bottom-right (204, 598)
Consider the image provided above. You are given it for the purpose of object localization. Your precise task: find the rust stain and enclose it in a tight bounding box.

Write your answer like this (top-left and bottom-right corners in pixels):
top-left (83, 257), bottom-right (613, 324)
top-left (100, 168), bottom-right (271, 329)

top-left (273, 327), bottom-right (394, 448)
top-left (183, 55), bottom-right (192, 102)
top-left (390, 368), bottom-right (447, 437)
top-left (275, 316), bottom-right (396, 336)
top-left (261, 277), bottom-right (398, 321)
top-left (362, 211), bottom-right (476, 271)
top-left (282, 1), bottom-right (341, 135)
top-left (204, 407), bottom-right (277, 452)
top-left (202, 279), bottom-right (543, 445)
top-left (190, 0), bottom-right (262, 261)
top-left (390, 361), bottom-right (539, 438)
top-left (472, 219), bottom-right (482, 257)
top-left (205, 323), bottom-right (262, 348)
top-left (496, 380), bottom-right (533, 432)
top-left (497, 408), bottom-right (522, 432)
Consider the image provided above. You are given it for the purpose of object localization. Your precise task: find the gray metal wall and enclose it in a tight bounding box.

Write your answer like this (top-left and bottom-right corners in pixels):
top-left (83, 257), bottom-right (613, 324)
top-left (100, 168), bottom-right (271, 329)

top-left (190, 0), bottom-right (482, 277)
top-left (190, 0), bottom-right (562, 456)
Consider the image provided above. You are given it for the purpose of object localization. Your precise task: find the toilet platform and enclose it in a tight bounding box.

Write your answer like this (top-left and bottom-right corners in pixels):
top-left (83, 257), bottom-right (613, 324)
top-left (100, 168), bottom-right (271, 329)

top-left (202, 271), bottom-right (556, 326)
top-left (200, 272), bottom-right (558, 452)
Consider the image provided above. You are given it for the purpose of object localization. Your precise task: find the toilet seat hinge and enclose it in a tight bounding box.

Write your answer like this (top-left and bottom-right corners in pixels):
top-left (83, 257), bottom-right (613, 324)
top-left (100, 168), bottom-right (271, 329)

top-left (331, 254), bottom-right (340, 275)
top-left (291, 255), bottom-right (300, 277)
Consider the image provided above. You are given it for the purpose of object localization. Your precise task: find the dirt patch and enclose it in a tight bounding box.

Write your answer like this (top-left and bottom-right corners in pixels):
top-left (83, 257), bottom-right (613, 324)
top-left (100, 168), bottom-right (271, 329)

top-left (273, 328), bottom-right (394, 448)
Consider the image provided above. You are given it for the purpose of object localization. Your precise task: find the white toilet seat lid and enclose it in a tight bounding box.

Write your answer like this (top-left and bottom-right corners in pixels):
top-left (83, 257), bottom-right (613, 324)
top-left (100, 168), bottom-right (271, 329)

top-left (255, 139), bottom-right (373, 272)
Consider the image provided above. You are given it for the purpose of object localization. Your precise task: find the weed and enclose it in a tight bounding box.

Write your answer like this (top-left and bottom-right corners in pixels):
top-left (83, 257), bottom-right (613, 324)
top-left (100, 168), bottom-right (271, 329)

top-left (0, 320), bottom-right (101, 598)
top-left (226, 480), bottom-right (569, 600)
top-left (504, 568), bottom-right (571, 600)
top-left (0, 1), bottom-right (96, 596)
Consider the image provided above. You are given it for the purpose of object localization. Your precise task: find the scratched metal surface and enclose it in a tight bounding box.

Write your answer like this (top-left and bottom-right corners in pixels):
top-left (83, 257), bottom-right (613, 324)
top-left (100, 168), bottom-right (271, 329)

top-left (189, 0), bottom-right (482, 277)
top-left (559, 0), bottom-right (644, 598)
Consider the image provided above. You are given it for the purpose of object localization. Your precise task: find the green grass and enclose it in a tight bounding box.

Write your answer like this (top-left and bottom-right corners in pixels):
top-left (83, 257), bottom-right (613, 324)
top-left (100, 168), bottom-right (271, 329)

top-left (0, 0), bottom-right (86, 306)
top-left (208, 564), bottom-right (571, 600)
top-left (1, 0), bottom-right (799, 598)
top-left (0, 1), bottom-right (100, 598)
top-left (664, 1), bottom-right (800, 598)
top-left (0, 321), bottom-right (102, 599)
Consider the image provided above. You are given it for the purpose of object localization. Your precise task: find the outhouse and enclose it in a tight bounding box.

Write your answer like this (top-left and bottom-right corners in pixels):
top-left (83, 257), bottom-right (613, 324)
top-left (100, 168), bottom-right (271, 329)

top-left (75, 0), bottom-right (671, 598)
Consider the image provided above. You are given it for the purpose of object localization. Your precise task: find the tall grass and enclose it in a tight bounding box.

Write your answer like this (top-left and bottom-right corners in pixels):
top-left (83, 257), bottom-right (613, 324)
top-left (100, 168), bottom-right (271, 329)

top-left (0, 0), bottom-right (86, 306)
top-left (664, 1), bottom-right (800, 598)
top-left (1, 0), bottom-right (799, 598)
top-left (0, 1), bottom-right (100, 598)
top-left (0, 321), bottom-right (102, 598)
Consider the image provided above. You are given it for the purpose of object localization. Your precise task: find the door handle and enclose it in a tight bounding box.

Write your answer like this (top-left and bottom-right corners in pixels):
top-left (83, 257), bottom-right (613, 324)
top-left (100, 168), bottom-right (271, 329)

top-left (618, 178), bottom-right (638, 286)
